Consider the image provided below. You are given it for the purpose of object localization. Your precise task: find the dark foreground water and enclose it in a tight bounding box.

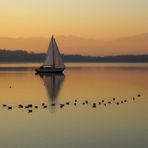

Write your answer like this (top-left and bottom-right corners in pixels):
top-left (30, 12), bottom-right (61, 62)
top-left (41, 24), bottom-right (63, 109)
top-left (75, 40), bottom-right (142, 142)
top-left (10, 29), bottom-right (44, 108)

top-left (0, 63), bottom-right (147, 148)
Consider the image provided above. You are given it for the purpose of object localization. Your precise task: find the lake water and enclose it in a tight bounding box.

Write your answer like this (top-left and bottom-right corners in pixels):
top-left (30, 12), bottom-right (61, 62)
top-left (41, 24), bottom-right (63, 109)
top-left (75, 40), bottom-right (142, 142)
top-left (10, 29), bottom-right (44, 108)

top-left (0, 63), bottom-right (147, 148)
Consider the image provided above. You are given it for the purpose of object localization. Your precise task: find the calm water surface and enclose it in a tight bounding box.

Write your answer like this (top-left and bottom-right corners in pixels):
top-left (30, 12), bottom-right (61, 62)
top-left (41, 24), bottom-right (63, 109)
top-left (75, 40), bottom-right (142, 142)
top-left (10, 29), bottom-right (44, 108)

top-left (0, 63), bottom-right (147, 148)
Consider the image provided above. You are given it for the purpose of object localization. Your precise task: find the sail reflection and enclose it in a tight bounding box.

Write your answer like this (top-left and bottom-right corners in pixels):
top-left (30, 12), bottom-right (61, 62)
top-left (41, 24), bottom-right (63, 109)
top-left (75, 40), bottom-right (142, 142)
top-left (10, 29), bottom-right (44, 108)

top-left (40, 73), bottom-right (65, 104)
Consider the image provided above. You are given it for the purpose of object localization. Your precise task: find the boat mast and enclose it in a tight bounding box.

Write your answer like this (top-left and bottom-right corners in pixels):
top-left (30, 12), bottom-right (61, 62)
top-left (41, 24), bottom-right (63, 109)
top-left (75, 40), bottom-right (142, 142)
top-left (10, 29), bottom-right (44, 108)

top-left (52, 36), bottom-right (55, 68)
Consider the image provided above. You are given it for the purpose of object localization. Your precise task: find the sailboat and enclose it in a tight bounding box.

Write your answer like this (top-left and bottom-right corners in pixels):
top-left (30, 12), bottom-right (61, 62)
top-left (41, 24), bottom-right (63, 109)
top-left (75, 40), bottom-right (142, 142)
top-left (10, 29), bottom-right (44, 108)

top-left (36, 36), bottom-right (65, 74)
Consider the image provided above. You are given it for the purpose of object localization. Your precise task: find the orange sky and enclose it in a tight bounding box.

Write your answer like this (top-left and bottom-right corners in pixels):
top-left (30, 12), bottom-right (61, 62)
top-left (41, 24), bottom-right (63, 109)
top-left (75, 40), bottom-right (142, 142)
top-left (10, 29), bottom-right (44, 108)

top-left (0, 0), bottom-right (148, 55)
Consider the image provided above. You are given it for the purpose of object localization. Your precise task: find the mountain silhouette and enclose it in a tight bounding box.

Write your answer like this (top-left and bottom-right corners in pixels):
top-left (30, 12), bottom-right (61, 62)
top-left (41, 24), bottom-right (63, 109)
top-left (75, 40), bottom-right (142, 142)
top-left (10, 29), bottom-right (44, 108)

top-left (0, 33), bottom-right (148, 56)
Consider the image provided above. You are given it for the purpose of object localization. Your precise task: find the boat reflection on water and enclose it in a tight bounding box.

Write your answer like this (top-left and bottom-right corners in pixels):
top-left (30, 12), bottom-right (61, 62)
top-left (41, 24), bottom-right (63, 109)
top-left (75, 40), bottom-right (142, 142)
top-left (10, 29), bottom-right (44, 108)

top-left (40, 73), bottom-right (65, 106)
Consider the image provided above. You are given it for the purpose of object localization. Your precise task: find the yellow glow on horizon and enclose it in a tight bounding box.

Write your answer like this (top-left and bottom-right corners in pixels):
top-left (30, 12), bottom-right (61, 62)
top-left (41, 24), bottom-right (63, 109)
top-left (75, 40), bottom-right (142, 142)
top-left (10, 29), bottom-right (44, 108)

top-left (0, 0), bottom-right (148, 55)
top-left (0, 0), bottom-right (148, 40)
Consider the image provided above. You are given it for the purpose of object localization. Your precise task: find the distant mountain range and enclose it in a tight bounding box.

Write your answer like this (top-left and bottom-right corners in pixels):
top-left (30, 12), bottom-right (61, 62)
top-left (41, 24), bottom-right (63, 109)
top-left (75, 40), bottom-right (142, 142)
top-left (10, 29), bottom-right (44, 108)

top-left (0, 49), bottom-right (148, 63)
top-left (0, 32), bottom-right (148, 56)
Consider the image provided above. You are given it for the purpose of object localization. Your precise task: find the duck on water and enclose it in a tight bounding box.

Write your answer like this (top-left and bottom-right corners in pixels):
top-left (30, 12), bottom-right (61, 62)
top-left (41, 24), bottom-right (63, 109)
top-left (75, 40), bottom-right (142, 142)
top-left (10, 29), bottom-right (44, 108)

top-left (36, 36), bottom-right (65, 74)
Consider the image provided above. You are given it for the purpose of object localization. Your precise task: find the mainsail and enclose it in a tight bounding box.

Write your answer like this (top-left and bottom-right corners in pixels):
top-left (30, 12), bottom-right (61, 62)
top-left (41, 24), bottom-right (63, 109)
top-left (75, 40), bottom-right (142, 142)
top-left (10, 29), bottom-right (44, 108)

top-left (43, 36), bottom-right (65, 68)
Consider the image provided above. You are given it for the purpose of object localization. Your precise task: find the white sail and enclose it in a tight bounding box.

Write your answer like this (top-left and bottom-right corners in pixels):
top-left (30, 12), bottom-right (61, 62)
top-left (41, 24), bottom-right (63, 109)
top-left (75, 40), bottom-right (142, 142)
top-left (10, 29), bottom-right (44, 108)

top-left (43, 37), bottom-right (54, 67)
top-left (43, 36), bottom-right (65, 68)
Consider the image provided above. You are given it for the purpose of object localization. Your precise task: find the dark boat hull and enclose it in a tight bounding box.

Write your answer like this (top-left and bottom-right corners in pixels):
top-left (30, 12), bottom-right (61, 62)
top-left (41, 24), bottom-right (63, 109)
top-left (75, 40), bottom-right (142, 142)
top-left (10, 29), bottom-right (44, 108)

top-left (35, 67), bottom-right (65, 74)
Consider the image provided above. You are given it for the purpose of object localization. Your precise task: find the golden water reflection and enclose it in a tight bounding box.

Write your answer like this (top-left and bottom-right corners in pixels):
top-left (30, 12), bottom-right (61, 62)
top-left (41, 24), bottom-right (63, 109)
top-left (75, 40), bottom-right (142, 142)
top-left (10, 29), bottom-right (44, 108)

top-left (40, 73), bottom-right (65, 104)
top-left (0, 63), bottom-right (147, 148)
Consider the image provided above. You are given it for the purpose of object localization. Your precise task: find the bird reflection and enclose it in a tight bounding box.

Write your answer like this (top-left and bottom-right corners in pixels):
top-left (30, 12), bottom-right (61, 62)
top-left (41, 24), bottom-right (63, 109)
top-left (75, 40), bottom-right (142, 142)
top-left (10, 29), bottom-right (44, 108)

top-left (40, 73), bottom-right (65, 104)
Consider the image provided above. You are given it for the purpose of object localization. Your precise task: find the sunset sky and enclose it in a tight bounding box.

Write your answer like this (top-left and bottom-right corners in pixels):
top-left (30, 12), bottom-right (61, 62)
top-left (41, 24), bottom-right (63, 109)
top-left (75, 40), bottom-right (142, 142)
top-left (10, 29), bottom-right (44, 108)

top-left (0, 0), bottom-right (148, 55)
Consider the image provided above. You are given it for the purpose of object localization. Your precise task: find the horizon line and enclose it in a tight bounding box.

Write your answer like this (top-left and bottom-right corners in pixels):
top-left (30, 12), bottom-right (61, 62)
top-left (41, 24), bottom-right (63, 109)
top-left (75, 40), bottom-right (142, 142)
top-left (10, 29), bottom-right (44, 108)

top-left (0, 31), bottom-right (148, 41)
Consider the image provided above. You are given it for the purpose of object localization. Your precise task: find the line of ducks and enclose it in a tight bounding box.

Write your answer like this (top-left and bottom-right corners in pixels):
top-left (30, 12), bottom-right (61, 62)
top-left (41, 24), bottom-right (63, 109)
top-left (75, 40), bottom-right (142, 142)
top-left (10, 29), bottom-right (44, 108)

top-left (1, 94), bottom-right (141, 113)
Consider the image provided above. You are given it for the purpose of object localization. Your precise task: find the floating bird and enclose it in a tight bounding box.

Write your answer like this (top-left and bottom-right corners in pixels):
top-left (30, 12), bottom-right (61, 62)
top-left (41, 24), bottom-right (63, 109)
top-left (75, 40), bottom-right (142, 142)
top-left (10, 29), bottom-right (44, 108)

top-left (92, 103), bottom-right (96, 108)
top-left (104, 103), bottom-right (106, 106)
top-left (66, 102), bottom-right (70, 105)
top-left (2, 104), bottom-right (7, 107)
top-left (108, 101), bottom-right (111, 104)
top-left (75, 100), bottom-right (77, 102)
top-left (124, 100), bottom-right (127, 102)
top-left (8, 106), bottom-right (12, 110)
top-left (43, 105), bottom-right (47, 108)
top-left (18, 104), bottom-right (23, 108)
top-left (85, 100), bottom-right (88, 104)
top-left (137, 94), bottom-right (141, 97)
top-left (60, 104), bottom-right (64, 108)
top-left (34, 106), bottom-right (38, 109)
top-left (117, 102), bottom-right (119, 105)
top-left (28, 110), bottom-right (32, 113)
top-left (74, 103), bottom-right (77, 106)
top-left (98, 102), bottom-right (101, 105)
top-left (51, 103), bottom-right (55, 106)
top-left (102, 100), bottom-right (104, 102)
top-left (9, 86), bottom-right (11, 88)
top-left (82, 102), bottom-right (85, 105)
top-left (133, 97), bottom-right (135, 101)
top-left (28, 104), bottom-right (32, 108)
top-left (25, 106), bottom-right (29, 109)
top-left (121, 101), bottom-right (123, 103)
top-left (113, 98), bottom-right (116, 101)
